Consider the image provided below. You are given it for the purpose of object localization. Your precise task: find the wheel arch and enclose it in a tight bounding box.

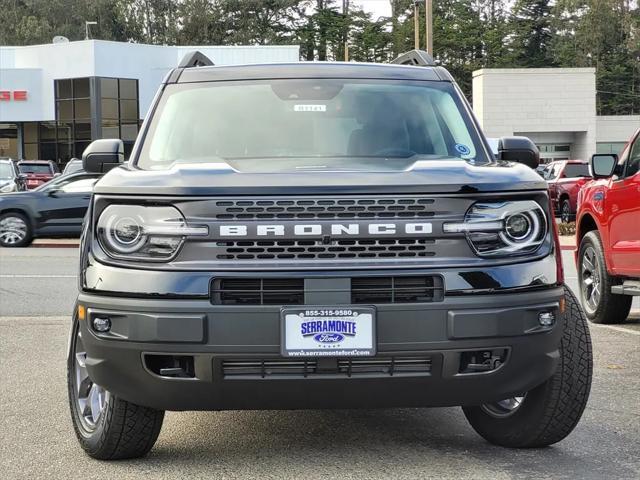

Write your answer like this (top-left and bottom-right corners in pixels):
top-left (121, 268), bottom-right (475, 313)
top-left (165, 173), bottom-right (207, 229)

top-left (576, 213), bottom-right (598, 245)
top-left (0, 207), bottom-right (36, 232)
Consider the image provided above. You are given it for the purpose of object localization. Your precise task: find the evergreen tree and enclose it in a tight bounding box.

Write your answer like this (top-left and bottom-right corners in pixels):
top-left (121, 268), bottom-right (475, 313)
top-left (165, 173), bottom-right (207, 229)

top-left (509, 0), bottom-right (554, 67)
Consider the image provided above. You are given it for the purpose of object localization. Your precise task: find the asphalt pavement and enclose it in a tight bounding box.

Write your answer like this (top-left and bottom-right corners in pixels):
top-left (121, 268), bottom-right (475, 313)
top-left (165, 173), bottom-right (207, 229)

top-left (0, 248), bottom-right (638, 479)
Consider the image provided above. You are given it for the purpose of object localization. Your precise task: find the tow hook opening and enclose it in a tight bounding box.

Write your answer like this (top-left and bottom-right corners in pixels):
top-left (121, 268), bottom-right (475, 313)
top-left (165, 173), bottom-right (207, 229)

top-left (459, 349), bottom-right (508, 374)
top-left (144, 354), bottom-right (196, 379)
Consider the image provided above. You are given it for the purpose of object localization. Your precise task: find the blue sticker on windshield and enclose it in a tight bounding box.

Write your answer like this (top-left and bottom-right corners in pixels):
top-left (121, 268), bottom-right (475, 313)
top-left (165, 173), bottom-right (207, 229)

top-left (454, 143), bottom-right (471, 156)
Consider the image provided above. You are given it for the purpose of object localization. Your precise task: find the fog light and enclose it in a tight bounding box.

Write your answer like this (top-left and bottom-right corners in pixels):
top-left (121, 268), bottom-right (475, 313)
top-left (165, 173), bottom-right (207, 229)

top-left (93, 317), bottom-right (111, 332)
top-left (538, 312), bottom-right (555, 327)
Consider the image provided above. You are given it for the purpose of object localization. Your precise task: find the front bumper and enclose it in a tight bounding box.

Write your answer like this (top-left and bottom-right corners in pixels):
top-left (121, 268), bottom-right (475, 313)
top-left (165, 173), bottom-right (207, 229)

top-left (76, 286), bottom-right (564, 411)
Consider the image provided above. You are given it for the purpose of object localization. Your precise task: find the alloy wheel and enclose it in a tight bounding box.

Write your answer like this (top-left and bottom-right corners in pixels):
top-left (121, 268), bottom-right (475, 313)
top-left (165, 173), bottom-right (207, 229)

top-left (0, 216), bottom-right (27, 245)
top-left (561, 202), bottom-right (571, 224)
top-left (481, 395), bottom-right (527, 418)
top-left (73, 330), bottom-right (109, 431)
top-left (580, 246), bottom-right (601, 313)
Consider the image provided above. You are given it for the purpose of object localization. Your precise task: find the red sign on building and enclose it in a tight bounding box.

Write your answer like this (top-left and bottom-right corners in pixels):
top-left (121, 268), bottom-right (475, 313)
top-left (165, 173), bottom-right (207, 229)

top-left (0, 90), bottom-right (28, 101)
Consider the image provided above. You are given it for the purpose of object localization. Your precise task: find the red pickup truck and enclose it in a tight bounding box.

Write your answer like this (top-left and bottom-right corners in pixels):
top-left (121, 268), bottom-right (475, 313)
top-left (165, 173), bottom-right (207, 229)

top-left (576, 128), bottom-right (640, 323)
top-left (541, 160), bottom-right (591, 223)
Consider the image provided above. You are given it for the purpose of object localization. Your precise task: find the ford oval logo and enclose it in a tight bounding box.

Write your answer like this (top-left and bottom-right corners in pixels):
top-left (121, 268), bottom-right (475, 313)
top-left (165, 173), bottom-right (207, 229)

top-left (314, 333), bottom-right (345, 343)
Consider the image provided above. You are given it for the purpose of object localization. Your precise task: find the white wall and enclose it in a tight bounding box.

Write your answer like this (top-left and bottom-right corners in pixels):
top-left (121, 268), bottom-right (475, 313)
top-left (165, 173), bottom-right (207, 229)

top-left (596, 116), bottom-right (640, 143)
top-left (0, 40), bottom-right (300, 122)
top-left (472, 68), bottom-right (597, 159)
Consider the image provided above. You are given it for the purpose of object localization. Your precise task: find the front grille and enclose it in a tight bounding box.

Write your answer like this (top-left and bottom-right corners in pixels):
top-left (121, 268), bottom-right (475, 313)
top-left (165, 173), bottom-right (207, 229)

top-left (221, 356), bottom-right (432, 378)
top-left (214, 238), bottom-right (436, 261)
top-left (211, 276), bottom-right (443, 305)
top-left (351, 276), bottom-right (444, 303)
top-left (212, 198), bottom-right (436, 220)
top-left (211, 278), bottom-right (304, 305)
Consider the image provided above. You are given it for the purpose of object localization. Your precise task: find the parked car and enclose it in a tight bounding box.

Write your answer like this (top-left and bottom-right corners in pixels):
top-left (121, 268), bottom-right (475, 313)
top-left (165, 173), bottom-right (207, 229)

top-left (0, 158), bottom-right (27, 193)
top-left (62, 158), bottom-right (84, 176)
top-left (576, 128), bottom-right (640, 324)
top-left (541, 160), bottom-right (591, 222)
top-left (67, 51), bottom-right (592, 460)
top-left (0, 171), bottom-right (100, 247)
top-left (17, 160), bottom-right (60, 189)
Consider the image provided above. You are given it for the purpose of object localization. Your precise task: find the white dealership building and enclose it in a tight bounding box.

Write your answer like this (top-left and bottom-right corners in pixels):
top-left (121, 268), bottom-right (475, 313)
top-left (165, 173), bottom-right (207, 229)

top-left (0, 39), bottom-right (637, 166)
top-left (473, 68), bottom-right (639, 163)
top-left (0, 40), bottom-right (299, 164)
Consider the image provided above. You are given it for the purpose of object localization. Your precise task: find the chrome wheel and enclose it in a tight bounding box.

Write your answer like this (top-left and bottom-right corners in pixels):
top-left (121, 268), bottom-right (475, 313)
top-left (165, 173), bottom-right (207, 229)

top-left (73, 330), bottom-right (108, 431)
top-left (561, 201), bottom-right (571, 224)
top-left (581, 246), bottom-right (601, 314)
top-left (0, 215), bottom-right (27, 245)
top-left (481, 395), bottom-right (526, 418)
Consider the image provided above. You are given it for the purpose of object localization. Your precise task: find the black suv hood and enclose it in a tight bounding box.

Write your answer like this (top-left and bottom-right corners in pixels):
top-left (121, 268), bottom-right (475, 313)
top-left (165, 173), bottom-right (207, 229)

top-left (94, 159), bottom-right (547, 196)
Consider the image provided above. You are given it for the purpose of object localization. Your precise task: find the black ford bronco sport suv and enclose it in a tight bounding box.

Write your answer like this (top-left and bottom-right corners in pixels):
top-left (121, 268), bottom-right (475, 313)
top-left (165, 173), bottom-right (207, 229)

top-left (68, 51), bottom-right (592, 459)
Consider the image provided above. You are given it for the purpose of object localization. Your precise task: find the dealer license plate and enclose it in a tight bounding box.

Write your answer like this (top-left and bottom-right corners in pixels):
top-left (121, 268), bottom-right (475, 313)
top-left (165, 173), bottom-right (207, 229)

top-left (281, 307), bottom-right (376, 357)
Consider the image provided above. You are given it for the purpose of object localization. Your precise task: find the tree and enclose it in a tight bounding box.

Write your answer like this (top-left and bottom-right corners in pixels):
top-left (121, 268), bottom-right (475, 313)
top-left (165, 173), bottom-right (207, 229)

top-left (509, 0), bottom-right (555, 67)
top-left (551, 0), bottom-right (640, 114)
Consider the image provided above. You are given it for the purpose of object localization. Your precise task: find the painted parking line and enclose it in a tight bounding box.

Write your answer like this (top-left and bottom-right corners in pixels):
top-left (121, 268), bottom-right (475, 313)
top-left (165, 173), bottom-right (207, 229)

top-left (0, 274), bottom-right (77, 278)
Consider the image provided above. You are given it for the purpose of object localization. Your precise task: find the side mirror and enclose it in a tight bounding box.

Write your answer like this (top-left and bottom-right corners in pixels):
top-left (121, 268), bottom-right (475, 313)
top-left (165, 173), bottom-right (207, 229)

top-left (82, 139), bottom-right (124, 174)
top-left (18, 174), bottom-right (28, 180)
top-left (590, 154), bottom-right (617, 179)
top-left (497, 136), bottom-right (540, 169)
top-left (53, 172), bottom-right (61, 177)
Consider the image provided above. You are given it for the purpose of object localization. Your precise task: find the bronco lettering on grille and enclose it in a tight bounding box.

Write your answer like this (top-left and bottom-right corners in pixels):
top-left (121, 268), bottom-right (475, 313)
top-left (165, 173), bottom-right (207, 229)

top-left (218, 223), bottom-right (432, 237)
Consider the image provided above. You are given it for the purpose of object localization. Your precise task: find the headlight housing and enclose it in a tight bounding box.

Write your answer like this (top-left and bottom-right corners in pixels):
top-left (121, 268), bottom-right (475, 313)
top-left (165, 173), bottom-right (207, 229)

top-left (444, 201), bottom-right (548, 257)
top-left (0, 182), bottom-right (17, 193)
top-left (97, 205), bottom-right (208, 261)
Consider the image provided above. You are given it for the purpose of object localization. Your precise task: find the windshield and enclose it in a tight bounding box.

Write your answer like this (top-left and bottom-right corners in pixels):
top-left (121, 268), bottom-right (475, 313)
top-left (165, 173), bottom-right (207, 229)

top-left (137, 79), bottom-right (489, 170)
top-left (0, 163), bottom-right (13, 180)
top-left (563, 164), bottom-right (590, 178)
top-left (19, 164), bottom-right (53, 175)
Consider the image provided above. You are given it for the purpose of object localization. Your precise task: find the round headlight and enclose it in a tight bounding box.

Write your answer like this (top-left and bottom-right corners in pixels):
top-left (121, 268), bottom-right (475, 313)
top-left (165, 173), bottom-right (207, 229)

top-left (505, 213), bottom-right (531, 241)
top-left (104, 213), bottom-right (146, 253)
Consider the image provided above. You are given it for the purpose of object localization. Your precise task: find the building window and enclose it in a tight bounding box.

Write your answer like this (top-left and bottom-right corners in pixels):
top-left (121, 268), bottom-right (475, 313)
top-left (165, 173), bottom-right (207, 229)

top-left (596, 142), bottom-right (627, 156)
top-left (27, 77), bottom-right (140, 165)
top-left (98, 77), bottom-right (139, 156)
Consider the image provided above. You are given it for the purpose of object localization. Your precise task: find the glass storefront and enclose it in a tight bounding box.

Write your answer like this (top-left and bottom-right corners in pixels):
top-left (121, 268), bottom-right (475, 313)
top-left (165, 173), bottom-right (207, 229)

top-left (0, 124), bottom-right (19, 159)
top-left (19, 76), bottom-right (139, 167)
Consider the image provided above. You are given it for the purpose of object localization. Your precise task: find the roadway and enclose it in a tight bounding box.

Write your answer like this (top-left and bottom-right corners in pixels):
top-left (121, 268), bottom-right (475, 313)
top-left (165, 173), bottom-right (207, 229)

top-left (0, 248), bottom-right (638, 479)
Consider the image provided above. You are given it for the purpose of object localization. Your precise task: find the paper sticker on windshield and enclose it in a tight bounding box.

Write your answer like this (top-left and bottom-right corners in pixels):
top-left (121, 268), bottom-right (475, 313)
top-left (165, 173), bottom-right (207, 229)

top-left (454, 143), bottom-right (471, 156)
top-left (294, 104), bottom-right (327, 112)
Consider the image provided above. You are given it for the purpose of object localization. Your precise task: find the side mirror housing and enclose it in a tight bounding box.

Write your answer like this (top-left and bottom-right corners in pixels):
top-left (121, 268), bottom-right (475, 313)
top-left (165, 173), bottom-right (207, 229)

top-left (590, 154), bottom-right (617, 179)
top-left (497, 136), bottom-right (540, 169)
top-left (82, 139), bottom-right (124, 174)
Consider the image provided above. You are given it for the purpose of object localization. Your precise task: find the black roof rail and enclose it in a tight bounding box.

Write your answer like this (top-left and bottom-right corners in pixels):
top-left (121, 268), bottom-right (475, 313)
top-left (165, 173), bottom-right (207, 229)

top-left (178, 51), bottom-right (214, 68)
top-left (391, 49), bottom-right (435, 67)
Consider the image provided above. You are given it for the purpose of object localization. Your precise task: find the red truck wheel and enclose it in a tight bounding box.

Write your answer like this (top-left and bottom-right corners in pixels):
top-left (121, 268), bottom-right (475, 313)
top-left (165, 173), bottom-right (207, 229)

top-left (578, 231), bottom-right (632, 324)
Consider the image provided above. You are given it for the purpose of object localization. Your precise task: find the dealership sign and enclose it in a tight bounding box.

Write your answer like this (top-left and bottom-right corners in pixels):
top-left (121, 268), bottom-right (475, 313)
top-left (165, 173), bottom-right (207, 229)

top-left (0, 90), bottom-right (28, 101)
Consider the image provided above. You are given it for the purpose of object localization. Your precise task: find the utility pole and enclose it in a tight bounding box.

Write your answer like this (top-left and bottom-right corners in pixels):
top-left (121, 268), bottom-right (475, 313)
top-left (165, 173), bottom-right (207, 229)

top-left (425, 0), bottom-right (433, 55)
top-left (413, 1), bottom-right (421, 50)
top-left (343, 0), bottom-right (349, 61)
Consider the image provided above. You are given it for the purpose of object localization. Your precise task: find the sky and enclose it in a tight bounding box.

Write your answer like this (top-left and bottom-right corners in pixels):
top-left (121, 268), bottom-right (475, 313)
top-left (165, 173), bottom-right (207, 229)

top-left (357, 0), bottom-right (392, 19)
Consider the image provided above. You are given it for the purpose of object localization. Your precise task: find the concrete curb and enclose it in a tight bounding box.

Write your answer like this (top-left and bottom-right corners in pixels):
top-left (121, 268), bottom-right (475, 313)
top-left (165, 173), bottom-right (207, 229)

top-left (32, 240), bottom-right (80, 248)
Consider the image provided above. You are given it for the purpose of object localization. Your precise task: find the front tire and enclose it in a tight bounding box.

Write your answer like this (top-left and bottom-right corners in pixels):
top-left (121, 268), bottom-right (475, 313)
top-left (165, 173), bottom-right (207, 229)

top-left (462, 286), bottom-right (592, 448)
top-left (0, 212), bottom-right (32, 247)
top-left (578, 231), bottom-right (632, 324)
top-left (68, 316), bottom-right (164, 459)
